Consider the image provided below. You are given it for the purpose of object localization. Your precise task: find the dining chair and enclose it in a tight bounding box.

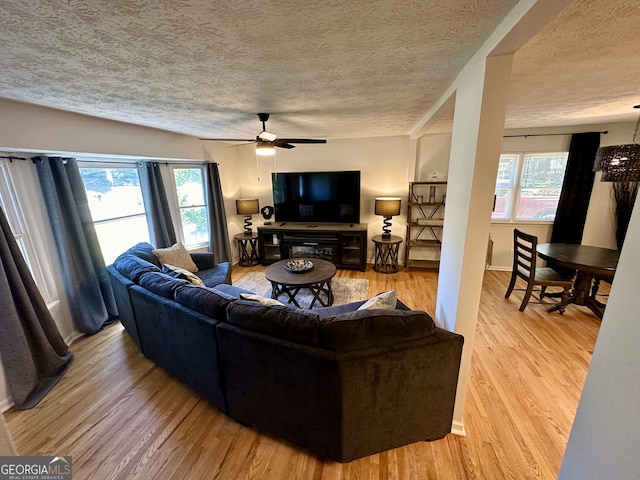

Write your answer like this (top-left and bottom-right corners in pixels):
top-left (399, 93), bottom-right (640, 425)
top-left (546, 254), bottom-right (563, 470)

top-left (505, 229), bottom-right (574, 313)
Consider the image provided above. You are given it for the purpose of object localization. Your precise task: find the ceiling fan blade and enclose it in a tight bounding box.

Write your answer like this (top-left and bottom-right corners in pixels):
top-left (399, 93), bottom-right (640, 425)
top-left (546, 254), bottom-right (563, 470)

top-left (227, 143), bottom-right (256, 148)
top-left (278, 138), bottom-right (327, 144)
top-left (198, 138), bottom-right (255, 142)
top-left (274, 142), bottom-right (295, 149)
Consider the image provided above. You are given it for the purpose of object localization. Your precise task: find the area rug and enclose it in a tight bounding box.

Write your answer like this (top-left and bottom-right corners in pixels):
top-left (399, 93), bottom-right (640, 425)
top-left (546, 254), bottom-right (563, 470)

top-left (234, 272), bottom-right (369, 309)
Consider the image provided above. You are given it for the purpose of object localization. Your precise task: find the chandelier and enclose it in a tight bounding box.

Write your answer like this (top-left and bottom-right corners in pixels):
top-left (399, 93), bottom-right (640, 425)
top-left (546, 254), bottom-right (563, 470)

top-left (594, 106), bottom-right (640, 182)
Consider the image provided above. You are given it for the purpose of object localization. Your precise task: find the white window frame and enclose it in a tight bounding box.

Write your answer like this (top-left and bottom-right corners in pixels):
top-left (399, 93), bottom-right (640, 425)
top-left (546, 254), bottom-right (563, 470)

top-left (169, 164), bottom-right (209, 249)
top-left (492, 151), bottom-right (568, 223)
top-left (0, 161), bottom-right (54, 303)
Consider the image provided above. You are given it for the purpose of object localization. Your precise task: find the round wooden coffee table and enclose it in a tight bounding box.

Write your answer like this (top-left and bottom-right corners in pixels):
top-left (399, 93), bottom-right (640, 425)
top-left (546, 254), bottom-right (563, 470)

top-left (265, 258), bottom-right (336, 308)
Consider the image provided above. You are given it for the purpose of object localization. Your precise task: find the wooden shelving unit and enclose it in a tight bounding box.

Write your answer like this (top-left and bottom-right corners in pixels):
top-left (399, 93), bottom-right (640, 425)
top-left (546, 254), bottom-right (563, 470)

top-left (405, 181), bottom-right (447, 270)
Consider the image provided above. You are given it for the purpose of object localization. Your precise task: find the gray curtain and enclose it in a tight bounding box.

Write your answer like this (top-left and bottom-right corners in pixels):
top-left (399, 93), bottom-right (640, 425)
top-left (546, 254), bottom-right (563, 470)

top-left (205, 162), bottom-right (232, 264)
top-left (33, 156), bottom-right (117, 334)
top-left (137, 162), bottom-right (176, 248)
top-left (0, 206), bottom-right (73, 409)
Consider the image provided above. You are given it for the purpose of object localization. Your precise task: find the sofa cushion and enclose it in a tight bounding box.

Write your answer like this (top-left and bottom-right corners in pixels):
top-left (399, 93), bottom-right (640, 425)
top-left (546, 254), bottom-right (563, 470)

top-left (174, 284), bottom-right (237, 319)
top-left (138, 271), bottom-right (190, 298)
top-left (315, 301), bottom-right (363, 318)
top-left (195, 262), bottom-right (231, 287)
top-left (163, 264), bottom-right (205, 286)
top-left (357, 290), bottom-right (397, 310)
top-left (319, 309), bottom-right (436, 352)
top-left (113, 254), bottom-right (161, 283)
top-left (239, 293), bottom-right (284, 306)
top-left (212, 283), bottom-right (255, 298)
top-left (152, 242), bottom-right (198, 272)
top-left (316, 298), bottom-right (411, 319)
top-left (190, 252), bottom-right (215, 271)
top-left (226, 301), bottom-right (322, 346)
top-left (122, 242), bottom-right (161, 267)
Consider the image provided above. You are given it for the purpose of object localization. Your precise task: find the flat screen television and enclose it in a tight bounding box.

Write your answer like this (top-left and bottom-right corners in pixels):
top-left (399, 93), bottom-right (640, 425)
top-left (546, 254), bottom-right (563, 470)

top-left (271, 171), bottom-right (361, 224)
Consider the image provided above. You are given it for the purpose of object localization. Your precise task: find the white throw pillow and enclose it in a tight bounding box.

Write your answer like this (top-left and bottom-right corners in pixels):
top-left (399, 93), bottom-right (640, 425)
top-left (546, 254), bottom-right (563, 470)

top-left (357, 290), bottom-right (398, 310)
top-left (153, 242), bottom-right (198, 273)
top-left (240, 293), bottom-right (284, 306)
top-left (162, 264), bottom-right (205, 286)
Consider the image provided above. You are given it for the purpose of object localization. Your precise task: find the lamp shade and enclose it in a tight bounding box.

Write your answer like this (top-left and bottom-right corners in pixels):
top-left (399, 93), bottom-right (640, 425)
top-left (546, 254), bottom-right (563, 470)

top-left (256, 143), bottom-right (276, 156)
top-left (236, 198), bottom-right (260, 215)
top-left (594, 144), bottom-right (640, 182)
top-left (375, 197), bottom-right (401, 217)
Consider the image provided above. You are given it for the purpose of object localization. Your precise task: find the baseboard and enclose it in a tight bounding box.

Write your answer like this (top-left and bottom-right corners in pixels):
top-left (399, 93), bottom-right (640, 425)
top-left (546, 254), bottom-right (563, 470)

top-left (0, 398), bottom-right (13, 413)
top-left (487, 266), bottom-right (511, 272)
top-left (451, 419), bottom-right (467, 436)
top-left (65, 330), bottom-right (83, 346)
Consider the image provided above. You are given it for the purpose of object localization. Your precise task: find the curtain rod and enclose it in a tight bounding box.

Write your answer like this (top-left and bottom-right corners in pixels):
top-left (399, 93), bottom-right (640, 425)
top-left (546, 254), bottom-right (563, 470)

top-left (28, 156), bottom-right (211, 166)
top-left (0, 155), bottom-right (28, 162)
top-left (504, 130), bottom-right (608, 138)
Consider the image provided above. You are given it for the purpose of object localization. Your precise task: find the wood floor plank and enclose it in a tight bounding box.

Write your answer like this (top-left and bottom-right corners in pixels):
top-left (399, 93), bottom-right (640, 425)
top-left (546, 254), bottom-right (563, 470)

top-left (2, 266), bottom-right (601, 479)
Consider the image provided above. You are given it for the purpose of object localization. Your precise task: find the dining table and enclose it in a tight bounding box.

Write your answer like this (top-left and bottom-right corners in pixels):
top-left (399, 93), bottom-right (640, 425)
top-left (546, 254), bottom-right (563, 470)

top-left (536, 243), bottom-right (619, 319)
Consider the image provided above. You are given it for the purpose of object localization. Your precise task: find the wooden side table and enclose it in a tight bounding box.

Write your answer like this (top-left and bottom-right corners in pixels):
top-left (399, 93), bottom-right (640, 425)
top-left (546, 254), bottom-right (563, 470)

top-left (235, 232), bottom-right (259, 266)
top-left (372, 235), bottom-right (402, 273)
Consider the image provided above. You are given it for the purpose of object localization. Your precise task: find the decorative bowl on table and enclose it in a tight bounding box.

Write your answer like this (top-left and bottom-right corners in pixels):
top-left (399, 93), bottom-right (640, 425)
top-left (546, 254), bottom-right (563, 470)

top-left (285, 259), bottom-right (314, 273)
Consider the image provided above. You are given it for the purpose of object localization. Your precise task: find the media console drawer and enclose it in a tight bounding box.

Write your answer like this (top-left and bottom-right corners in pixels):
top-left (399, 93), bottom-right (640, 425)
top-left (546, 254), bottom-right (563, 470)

top-left (258, 223), bottom-right (367, 271)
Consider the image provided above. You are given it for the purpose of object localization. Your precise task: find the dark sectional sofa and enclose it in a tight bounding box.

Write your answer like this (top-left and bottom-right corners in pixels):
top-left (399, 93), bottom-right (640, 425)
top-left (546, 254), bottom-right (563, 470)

top-left (107, 242), bottom-right (464, 462)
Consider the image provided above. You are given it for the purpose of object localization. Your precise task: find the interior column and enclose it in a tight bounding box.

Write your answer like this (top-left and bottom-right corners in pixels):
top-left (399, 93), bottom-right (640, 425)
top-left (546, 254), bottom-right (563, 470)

top-left (435, 53), bottom-right (513, 434)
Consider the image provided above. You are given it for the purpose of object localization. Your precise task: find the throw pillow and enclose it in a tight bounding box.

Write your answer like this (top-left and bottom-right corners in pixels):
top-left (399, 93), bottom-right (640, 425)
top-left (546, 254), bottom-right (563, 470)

top-left (152, 242), bottom-right (198, 273)
top-left (239, 293), bottom-right (284, 306)
top-left (357, 289), bottom-right (398, 310)
top-left (162, 264), bottom-right (204, 286)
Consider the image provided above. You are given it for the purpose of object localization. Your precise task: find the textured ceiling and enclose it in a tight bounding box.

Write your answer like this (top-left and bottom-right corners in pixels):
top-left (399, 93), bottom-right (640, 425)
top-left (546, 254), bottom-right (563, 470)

top-left (0, 0), bottom-right (516, 139)
top-left (0, 0), bottom-right (638, 142)
top-left (507, 0), bottom-right (640, 129)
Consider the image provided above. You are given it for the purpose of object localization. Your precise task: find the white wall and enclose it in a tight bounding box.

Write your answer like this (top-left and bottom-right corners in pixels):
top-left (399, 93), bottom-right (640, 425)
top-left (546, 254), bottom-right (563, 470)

top-left (480, 121), bottom-right (635, 269)
top-left (558, 189), bottom-right (640, 480)
top-left (557, 121), bottom-right (640, 478)
top-left (415, 126), bottom-right (609, 270)
top-left (0, 100), bottom-right (234, 411)
top-left (0, 99), bottom-right (205, 161)
top-left (582, 123), bottom-right (637, 249)
top-left (230, 136), bottom-right (412, 262)
top-left (416, 133), bottom-right (452, 182)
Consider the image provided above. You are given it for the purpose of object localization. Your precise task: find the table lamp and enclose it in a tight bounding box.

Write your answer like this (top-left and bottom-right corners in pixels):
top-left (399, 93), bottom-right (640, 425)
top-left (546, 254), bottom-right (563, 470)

top-left (236, 198), bottom-right (260, 234)
top-left (375, 197), bottom-right (401, 240)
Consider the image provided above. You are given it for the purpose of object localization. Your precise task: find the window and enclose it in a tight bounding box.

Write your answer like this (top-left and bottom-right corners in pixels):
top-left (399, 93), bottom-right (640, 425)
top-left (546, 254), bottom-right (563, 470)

top-left (79, 164), bottom-right (149, 265)
top-left (171, 167), bottom-right (208, 247)
top-left (0, 162), bottom-right (53, 303)
top-left (492, 152), bottom-right (568, 221)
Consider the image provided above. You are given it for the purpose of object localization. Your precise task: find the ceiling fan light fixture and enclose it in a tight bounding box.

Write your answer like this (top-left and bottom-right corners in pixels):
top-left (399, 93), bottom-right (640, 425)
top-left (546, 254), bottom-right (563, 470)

top-left (256, 144), bottom-right (276, 156)
top-left (258, 131), bottom-right (277, 142)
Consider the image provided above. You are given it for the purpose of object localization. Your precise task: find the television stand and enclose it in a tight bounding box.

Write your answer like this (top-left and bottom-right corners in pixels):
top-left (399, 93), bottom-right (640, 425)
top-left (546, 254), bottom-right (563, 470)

top-left (257, 223), bottom-right (367, 271)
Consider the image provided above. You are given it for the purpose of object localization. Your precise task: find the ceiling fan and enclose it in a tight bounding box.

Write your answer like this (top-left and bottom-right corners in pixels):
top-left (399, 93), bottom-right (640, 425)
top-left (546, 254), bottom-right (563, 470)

top-left (199, 113), bottom-right (326, 156)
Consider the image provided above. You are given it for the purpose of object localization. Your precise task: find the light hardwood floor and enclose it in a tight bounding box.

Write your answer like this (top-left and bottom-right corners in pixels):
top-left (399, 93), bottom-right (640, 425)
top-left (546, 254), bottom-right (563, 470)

top-left (3, 266), bottom-right (601, 479)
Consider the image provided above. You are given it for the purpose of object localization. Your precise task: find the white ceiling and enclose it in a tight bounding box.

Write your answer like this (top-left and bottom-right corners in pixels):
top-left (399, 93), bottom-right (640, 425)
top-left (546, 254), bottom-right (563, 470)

top-left (0, 0), bottom-right (639, 141)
